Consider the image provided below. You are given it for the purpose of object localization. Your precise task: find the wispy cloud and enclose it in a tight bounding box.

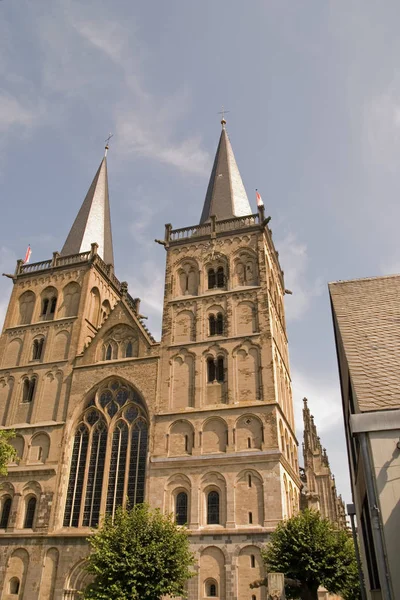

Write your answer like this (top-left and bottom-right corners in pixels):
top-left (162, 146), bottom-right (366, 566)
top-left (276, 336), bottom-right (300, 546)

top-left (364, 74), bottom-right (400, 170)
top-left (69, 13), bottom-right (211, 176)
top-left (0, 94), bottom-right (36, 132)
top-left (278, 232), bottom-right (323, 321)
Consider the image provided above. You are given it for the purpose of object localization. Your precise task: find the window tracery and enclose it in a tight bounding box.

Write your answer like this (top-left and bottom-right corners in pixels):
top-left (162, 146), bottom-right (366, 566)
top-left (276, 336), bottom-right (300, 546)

top-left (101, 326), bottom-right (138, 362)
top-left (64, 379), bottom-right (148, 528)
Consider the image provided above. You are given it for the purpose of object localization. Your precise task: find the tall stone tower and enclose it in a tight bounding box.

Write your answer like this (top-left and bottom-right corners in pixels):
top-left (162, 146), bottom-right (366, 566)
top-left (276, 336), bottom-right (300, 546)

top-left (149, 119), bottom-right (300, 599)
top-left (0, 123), bottom-right (300, 600)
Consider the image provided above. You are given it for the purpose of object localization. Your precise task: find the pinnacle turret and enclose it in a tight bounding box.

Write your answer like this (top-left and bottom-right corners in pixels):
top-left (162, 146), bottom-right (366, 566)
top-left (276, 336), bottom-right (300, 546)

top-left (200, 121), bottom-right (252, 223)
top-left (61, 156), bottom-right (114, 265)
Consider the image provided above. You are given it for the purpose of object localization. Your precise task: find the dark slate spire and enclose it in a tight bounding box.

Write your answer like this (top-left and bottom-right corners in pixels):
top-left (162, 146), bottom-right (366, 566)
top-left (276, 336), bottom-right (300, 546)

top-left (200, 119), bottom-right (252, 224)
top-left (61, 155), bottom-right (114, 265)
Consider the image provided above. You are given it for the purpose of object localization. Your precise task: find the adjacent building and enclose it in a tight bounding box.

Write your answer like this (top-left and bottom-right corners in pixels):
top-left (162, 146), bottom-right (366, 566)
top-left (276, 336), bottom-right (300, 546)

top-left (300, 398), bottom-right (346, 529)
top-left (329, 275), bottom-right (400, 600)
top-left (0, 120), bottom-right (300, 599)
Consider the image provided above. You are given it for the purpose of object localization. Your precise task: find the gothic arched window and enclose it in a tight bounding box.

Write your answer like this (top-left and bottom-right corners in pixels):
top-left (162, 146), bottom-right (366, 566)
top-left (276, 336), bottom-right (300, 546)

top-left (207, 490), bottom-right (220, 524)
top-left (125, 341), bottom-right (133, 358)
top-left (0, 497), bottom-right (12, 528)
top-left (82, 420), bottom-right (107, 527)
top-left (105, 344), bottom-right (112, 361)
top-left (64, 380), bottom-right (148, 528)
top-left (24, 497), bottom-right (36, 528)
top-left (175, 491), bottom-right (188, 525)
top-left (64, 424), bottom-right (89, 527)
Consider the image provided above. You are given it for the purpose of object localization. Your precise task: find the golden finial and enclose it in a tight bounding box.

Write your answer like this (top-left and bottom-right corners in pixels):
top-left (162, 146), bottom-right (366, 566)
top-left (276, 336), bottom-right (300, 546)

top-left (218, 106), bottom-right (230, 127)
top-left (104, 132), bottom-right (113, 157)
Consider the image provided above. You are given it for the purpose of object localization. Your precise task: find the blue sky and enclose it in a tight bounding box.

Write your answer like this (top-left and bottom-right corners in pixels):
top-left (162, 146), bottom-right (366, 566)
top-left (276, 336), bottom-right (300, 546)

top-left (1, 0), bottom-right (399, 503)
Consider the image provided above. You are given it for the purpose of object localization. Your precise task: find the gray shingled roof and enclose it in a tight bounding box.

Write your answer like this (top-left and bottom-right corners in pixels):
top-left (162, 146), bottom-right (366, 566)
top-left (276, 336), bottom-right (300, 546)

top-left (200, 124), bottom-right (252, 224)
top-left (61, 157), bottom-right (114, 265)
top-left (329, 274), bottom-right (400, 412)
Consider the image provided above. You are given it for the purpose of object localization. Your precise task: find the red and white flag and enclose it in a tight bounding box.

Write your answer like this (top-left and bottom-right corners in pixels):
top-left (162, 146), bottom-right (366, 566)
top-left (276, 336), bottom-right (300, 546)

top-left (23, 245), bottom-right (32, 264)
top-left (256, 190), bottom-right (264, 207)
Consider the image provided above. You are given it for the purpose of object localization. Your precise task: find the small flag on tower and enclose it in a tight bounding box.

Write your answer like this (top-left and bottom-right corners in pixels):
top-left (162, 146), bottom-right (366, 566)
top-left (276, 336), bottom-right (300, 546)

top-left (256, 189), bottom-right (264, 207)
top-left (23, 245), bottom-right (32, 264)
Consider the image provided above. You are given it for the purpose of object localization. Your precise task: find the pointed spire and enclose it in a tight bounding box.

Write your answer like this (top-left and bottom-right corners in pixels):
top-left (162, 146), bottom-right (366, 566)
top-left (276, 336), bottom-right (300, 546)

top-left (199, 120), bottom-right (252, 224)
top-left (61, 155), bottom-right (114, 265)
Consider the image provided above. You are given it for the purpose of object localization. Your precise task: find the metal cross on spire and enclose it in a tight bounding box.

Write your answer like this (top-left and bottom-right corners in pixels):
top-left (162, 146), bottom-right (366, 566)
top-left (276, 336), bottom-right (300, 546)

top-left (218, 106), bottom-right (230, 127)
top-left (104, 132), bottom-right (113, 157)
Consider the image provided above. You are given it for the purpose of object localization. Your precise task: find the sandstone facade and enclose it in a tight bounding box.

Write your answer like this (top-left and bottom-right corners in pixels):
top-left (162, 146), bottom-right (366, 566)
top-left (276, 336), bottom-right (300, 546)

top-left (0, 124), bottom-right (300, 599)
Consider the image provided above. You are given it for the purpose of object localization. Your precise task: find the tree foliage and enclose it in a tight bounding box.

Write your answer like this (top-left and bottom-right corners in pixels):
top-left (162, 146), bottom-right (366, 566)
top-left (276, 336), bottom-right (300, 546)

top-left (83, 503), bottom-right (195, 600)
top-left (0, 429), bottom-right (17, 476)
top-left (262, 509), bottom-right (361, 600)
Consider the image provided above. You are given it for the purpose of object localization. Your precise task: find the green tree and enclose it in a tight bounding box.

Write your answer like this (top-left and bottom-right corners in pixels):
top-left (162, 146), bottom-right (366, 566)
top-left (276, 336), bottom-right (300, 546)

top-left (261, 509), bottom-right (361, 600)
top-left (0, 429), bottom-right (17, 475)
top-left (83, 503), bottom-right (195, 600)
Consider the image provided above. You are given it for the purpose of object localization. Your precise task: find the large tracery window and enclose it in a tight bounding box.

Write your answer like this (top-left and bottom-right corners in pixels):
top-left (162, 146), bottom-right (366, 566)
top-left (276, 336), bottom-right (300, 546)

top-left (63, 379), bottom-right (149, 528)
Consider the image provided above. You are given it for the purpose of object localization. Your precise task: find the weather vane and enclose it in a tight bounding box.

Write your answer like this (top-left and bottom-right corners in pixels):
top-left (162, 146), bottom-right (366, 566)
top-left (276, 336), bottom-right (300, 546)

top-left (104, 133), bottom-right (113, 156)
top-left (218, 106), bottom-right (230, 125)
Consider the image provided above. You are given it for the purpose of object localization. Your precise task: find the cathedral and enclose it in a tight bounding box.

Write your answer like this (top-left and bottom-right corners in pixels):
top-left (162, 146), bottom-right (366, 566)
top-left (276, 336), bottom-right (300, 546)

top-left (0, 120), bottom-right (301, 599)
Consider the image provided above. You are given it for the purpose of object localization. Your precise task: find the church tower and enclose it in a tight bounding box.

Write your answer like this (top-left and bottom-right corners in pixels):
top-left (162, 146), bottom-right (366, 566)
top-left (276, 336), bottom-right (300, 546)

top-left (0, 123), bottom-right (300, 600)
top-left (149, 119), bottom-right (300, 600)
top-left (0, 148), bottom-right (159, 598)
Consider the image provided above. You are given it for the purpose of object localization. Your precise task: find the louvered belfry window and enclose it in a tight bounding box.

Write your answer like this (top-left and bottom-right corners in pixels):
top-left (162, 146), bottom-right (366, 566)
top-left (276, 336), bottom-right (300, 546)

top-left (63, 380), bottom-right (149, 527)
